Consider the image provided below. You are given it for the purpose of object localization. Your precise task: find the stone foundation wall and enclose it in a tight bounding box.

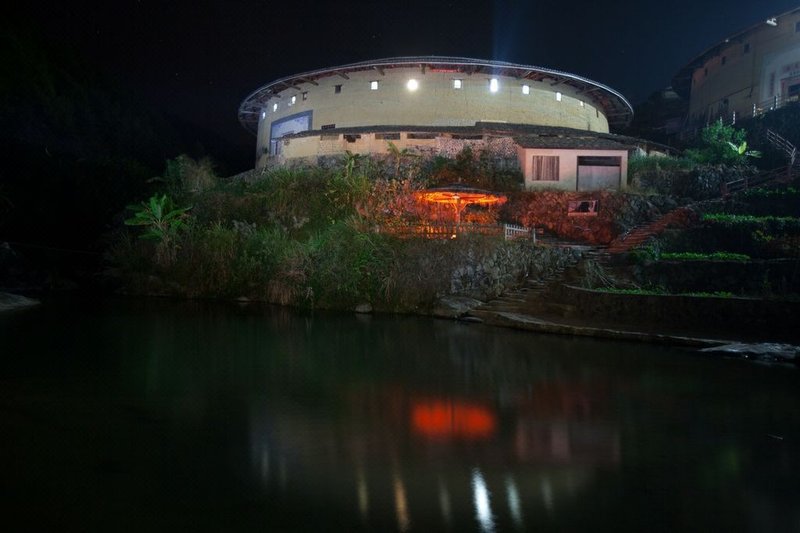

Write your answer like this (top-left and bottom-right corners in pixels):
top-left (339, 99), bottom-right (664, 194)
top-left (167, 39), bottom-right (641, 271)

top-left (636, 258), bottom-right (800, 296)
top-left (449, 243), bottom-right (580, 299)
top-left (561, 285), bottom-right (800, 341)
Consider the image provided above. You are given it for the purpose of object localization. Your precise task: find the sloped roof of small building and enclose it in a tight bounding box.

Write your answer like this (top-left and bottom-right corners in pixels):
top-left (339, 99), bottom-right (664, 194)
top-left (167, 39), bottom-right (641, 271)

top-left (513, 134), bottom-right (632, 150)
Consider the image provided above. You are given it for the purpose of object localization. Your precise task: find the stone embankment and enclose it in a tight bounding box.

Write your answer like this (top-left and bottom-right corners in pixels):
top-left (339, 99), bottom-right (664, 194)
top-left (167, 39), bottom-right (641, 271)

top-left (452, 243), bottom-right (800, 351)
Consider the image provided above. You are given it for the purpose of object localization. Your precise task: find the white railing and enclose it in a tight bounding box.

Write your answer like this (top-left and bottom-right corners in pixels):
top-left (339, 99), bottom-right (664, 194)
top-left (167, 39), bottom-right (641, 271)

top-left (682, 96), bottom-right (799, 139)
top-left (503, 223), bottom-right (534, 242)
top-left (767, 129), bottom-right (797, 165)
top-left (378, 222), bottom-right (537, 242)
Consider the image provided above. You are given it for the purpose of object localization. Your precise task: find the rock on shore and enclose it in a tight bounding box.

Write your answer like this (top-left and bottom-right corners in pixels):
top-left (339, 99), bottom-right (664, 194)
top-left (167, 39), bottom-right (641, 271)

top-left (0, 292), bottom-right (40, 312)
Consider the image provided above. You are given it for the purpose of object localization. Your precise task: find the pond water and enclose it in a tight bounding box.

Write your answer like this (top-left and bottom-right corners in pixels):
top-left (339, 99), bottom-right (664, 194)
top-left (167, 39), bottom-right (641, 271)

top-left (1, 297), bottom-right (799, 532)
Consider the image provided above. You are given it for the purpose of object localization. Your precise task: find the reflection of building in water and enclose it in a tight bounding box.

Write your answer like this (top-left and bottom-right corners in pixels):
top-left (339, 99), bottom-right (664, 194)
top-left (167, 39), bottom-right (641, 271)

top-left (248, 381), bottom-right (619, 531)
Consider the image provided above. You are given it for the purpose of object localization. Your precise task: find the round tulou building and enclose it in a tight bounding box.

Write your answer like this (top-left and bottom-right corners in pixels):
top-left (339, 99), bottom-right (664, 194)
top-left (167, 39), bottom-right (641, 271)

top-left (239, 56), bottom-right (650, 191)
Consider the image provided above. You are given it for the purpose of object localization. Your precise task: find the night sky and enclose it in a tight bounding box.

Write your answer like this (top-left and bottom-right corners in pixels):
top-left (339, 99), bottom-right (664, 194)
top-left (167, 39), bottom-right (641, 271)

top-left (8, 0), bottom-right (800, 169)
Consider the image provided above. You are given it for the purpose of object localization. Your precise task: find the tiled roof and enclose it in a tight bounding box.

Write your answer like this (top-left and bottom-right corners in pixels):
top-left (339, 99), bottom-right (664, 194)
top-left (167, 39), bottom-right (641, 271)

top-left (239, 56), bottom-right (633, 134)
top-left (284, 122), bottom-right (664, 151)
top-left (512, 134), bottom-right (632, 150)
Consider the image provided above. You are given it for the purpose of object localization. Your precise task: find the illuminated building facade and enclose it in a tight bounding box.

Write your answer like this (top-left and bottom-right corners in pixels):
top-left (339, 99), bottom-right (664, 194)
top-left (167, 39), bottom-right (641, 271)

top-left (673, 6), bottom-right (800, 130)
top-left (239, 57), bottom-right (637, 191)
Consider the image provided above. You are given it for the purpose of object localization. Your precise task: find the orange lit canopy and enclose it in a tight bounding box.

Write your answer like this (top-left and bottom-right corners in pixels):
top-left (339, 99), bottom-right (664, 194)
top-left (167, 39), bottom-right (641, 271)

top-left (416, 184), bottom-right (507, 207)
top-left (415, 184), bottom-right (506, 225)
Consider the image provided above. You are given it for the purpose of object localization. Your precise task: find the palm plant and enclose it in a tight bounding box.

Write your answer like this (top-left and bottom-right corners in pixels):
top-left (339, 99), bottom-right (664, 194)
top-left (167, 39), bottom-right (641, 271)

top-left (386, 141), bottom-right (418, 177)
top-left (125, 194), bottom-right (191, 265)
top-left (341, 150), bottom-right (362, 181)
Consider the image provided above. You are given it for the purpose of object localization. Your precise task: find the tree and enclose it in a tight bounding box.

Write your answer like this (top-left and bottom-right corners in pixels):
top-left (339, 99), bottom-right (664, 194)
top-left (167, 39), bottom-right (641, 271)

top-left (686, 120), bottom-right (759, 164)
top-left (148, 154), bottom-right (218, 199)
top-left (341, 150), bottom-right (362, 181)
top-left (386, 141), bottom-right (418, 177)
top-left (125, 194), bottom-right (191, 266)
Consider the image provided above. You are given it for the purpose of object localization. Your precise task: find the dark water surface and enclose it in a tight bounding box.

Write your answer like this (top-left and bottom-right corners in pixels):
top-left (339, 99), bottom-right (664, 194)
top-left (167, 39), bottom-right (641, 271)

top-left (1, 297), bottom-right (799, 532)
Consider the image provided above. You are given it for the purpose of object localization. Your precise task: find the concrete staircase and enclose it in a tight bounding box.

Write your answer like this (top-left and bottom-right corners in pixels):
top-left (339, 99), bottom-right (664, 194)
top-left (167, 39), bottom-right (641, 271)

top-left (605, 206), bottom-right (697, 254)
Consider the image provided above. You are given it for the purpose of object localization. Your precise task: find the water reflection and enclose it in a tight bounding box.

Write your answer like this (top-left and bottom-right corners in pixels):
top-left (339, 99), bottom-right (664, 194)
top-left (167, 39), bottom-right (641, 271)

top-left (471, 469), bottom-right (495, 533)
top-left (392, 472), bottom-right (411, 532)
top-left (1, 298), bottom-right (799, 531)
top-left (505, 475), bottom-right (523, 528)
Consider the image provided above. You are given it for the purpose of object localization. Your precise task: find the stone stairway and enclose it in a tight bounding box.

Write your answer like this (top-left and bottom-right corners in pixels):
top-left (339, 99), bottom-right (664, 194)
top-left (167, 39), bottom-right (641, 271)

top-left (605, 206), bottom-right (697, 254)
top-left (468, 247), bottom-right (588, 321)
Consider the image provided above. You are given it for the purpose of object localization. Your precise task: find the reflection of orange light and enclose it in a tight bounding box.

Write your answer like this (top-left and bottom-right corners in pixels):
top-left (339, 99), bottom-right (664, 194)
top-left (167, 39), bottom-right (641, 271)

top-left (411, 401), bottom-right (496, 439)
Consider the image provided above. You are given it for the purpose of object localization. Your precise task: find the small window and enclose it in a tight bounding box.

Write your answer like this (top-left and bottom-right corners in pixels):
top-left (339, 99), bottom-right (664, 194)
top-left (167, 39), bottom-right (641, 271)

top-left (721, 56), bottom-right (727, 66)
top-left (261, 111), bottom-right (266, 119)
top-left (344, 134), bottom-right (361, 143)
top-left (531, 155), bottom-right (559, 181)
top-left (334, 85), bottom-right (342, 94)
top-left (489, 78), bottom-right (499, 93)
top-left (407, 132), bottom-right (437, 139)
top-left (567, 200), bottom-right (598, 216)
top-left (320, 123), bottom-right (336, 130)
top-left (375, 132), bottom-right (401, 140)
top-left (370, 80), bottom-right (379, 90)
top-left (302, 91), bottom-right (308, 101)
top-left (272, 103), bottom-right (278, 112)
top-left (743, 43), bottom-right (750, 54)
top-left (522, 84), bottom-right (530, 95)
top-left (556, 91), bottom-right (562, 101)
top-left (453, 79), bottom-right (463, 89)
top-left (578, 156), bottom-right (621, 166)
top-left (290, 95), bottom-right (296, 105)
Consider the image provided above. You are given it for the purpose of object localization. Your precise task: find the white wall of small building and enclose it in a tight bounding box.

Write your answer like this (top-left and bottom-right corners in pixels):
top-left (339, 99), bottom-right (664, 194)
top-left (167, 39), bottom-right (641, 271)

top-left (517, 147), bottom-right (629, 191)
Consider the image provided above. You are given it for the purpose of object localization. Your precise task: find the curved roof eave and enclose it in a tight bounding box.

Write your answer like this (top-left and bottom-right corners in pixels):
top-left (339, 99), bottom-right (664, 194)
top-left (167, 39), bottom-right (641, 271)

top-left (238, 56), bottom-right (633, 134)
top-left (672, 6), bottom-right (800, 99)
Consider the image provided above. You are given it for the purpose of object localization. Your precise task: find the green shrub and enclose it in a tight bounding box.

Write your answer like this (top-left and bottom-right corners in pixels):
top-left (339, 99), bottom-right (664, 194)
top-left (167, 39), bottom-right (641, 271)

top-left (702, 213), bottom-right (800, 233)
top-left (594, 287), bottom-right (734, 298)
top-left (684, 121), bottom-right (758, 165)
top-left (737, 187), bottom-right (800, 217)
top-left (307, 222), bottom-right (394, 307)
top-left (660, 251), bottom-right (750, 262)
top-left (629, 156), bottom-right (755, 200)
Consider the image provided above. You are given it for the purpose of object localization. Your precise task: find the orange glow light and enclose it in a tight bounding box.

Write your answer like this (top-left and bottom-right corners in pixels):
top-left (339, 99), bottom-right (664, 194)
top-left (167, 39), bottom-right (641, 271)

top-left (416, 191), bottom-right (506, 206)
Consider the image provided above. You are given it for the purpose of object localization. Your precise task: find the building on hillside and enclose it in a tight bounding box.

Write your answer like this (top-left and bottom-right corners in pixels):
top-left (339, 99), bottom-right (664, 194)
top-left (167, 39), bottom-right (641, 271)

top-left (673, 6), bottom-right (800, 132)
top-left (238, 57), bottom-right (649, 191)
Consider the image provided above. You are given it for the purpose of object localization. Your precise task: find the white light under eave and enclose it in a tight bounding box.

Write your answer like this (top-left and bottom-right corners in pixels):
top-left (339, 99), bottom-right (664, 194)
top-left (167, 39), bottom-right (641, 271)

top-left (489, 78), bottom-right (499, 93)
top-left (407, 79), bottom-right (419, 91)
